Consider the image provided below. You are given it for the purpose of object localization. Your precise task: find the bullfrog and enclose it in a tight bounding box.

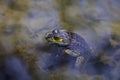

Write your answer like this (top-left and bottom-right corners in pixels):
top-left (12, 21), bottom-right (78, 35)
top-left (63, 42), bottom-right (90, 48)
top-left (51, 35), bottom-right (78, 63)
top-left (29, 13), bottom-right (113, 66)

top-left (45, 29), bottom-right (93, 68)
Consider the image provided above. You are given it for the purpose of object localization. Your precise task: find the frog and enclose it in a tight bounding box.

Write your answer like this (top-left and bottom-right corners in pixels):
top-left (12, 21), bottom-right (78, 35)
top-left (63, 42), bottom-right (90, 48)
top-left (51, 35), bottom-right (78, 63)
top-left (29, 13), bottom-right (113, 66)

top-left (45, 29), bottom-right (93, 68)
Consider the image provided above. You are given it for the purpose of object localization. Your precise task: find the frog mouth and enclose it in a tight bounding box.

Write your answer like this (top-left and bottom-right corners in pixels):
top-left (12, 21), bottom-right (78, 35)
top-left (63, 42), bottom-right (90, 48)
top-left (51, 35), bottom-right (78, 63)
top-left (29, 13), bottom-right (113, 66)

top-left (46, 36), bottom-right (69, 46)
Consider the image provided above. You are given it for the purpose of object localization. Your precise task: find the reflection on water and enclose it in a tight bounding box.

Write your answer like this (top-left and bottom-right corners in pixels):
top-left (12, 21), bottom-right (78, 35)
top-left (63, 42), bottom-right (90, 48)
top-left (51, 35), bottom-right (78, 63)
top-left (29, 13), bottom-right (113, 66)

top-left (0, 0), bottom-right (120, 80)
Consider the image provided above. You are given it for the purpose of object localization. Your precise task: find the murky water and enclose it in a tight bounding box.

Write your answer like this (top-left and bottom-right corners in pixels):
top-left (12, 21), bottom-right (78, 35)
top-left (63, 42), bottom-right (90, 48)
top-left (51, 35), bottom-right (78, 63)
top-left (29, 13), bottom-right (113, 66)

top-left (0, 0), bottom-right (120, 80)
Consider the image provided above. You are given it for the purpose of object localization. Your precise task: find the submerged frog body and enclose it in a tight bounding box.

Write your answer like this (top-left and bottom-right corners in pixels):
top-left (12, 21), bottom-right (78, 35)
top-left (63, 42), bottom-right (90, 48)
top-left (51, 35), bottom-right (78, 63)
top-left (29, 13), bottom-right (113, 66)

top-left (45, 29), bottom-right (92, 68)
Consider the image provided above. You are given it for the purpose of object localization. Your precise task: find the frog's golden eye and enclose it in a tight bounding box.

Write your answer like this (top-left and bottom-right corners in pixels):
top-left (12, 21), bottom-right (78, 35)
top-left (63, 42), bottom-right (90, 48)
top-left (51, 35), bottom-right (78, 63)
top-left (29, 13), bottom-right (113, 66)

top-left (54, 36), bottom-right (63, 41)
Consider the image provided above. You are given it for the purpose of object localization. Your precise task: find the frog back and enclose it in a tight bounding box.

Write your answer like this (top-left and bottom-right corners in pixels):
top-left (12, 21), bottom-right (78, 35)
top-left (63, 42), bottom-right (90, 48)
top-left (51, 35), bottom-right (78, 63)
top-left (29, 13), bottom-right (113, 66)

top-left (67, 32), bottom-right (92, 57)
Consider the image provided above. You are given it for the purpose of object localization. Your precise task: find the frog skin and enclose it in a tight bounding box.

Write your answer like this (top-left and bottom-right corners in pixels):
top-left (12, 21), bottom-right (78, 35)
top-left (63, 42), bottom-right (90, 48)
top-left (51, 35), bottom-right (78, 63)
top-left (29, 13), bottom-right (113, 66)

top-left (45, 29), bottom-right (92, 68)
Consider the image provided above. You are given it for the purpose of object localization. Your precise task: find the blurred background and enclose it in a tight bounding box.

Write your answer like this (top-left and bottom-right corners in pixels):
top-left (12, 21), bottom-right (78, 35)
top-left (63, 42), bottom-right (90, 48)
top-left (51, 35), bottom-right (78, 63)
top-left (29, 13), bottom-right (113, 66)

top-left (0, 0), bottom-right (120, 80)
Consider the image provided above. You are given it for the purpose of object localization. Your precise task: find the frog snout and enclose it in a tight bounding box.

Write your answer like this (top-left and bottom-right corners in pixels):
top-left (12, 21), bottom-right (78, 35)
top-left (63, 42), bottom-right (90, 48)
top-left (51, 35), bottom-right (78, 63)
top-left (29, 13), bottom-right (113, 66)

top-left (45, 34), bottom-right (50, 40)
top-left (45, 33), bottom-right (53, 41)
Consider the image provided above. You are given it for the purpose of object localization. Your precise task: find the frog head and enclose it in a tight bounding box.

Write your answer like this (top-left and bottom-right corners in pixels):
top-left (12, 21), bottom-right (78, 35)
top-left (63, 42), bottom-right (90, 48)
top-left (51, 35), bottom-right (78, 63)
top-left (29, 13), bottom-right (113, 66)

top-left (45, 29), bottom-right (70, 46)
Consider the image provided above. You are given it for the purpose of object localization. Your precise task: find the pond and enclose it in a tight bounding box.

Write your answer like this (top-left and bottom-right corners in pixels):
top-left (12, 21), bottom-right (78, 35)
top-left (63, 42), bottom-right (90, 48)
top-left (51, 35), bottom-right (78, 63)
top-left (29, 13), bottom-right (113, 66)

top-left (0, 0), bottom-right (120, 80)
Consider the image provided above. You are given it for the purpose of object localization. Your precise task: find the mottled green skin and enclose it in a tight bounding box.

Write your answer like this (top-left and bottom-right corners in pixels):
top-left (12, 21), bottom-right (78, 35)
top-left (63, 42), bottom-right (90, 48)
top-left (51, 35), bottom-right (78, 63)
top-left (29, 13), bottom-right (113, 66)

top-left (45, 29), bottom-right (92, 67)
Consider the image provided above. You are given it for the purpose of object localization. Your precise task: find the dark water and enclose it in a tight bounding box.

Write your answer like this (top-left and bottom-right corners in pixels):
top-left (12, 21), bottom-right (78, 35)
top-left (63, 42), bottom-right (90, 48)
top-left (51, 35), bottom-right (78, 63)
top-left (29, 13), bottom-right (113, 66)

top-left (0, 0), bottom-right (120, 80)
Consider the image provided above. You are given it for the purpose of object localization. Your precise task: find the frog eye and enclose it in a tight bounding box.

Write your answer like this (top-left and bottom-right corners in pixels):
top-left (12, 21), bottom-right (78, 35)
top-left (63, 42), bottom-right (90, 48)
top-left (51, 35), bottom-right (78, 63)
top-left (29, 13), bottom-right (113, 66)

top-left (53, 29), bottom-right (59, 34)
